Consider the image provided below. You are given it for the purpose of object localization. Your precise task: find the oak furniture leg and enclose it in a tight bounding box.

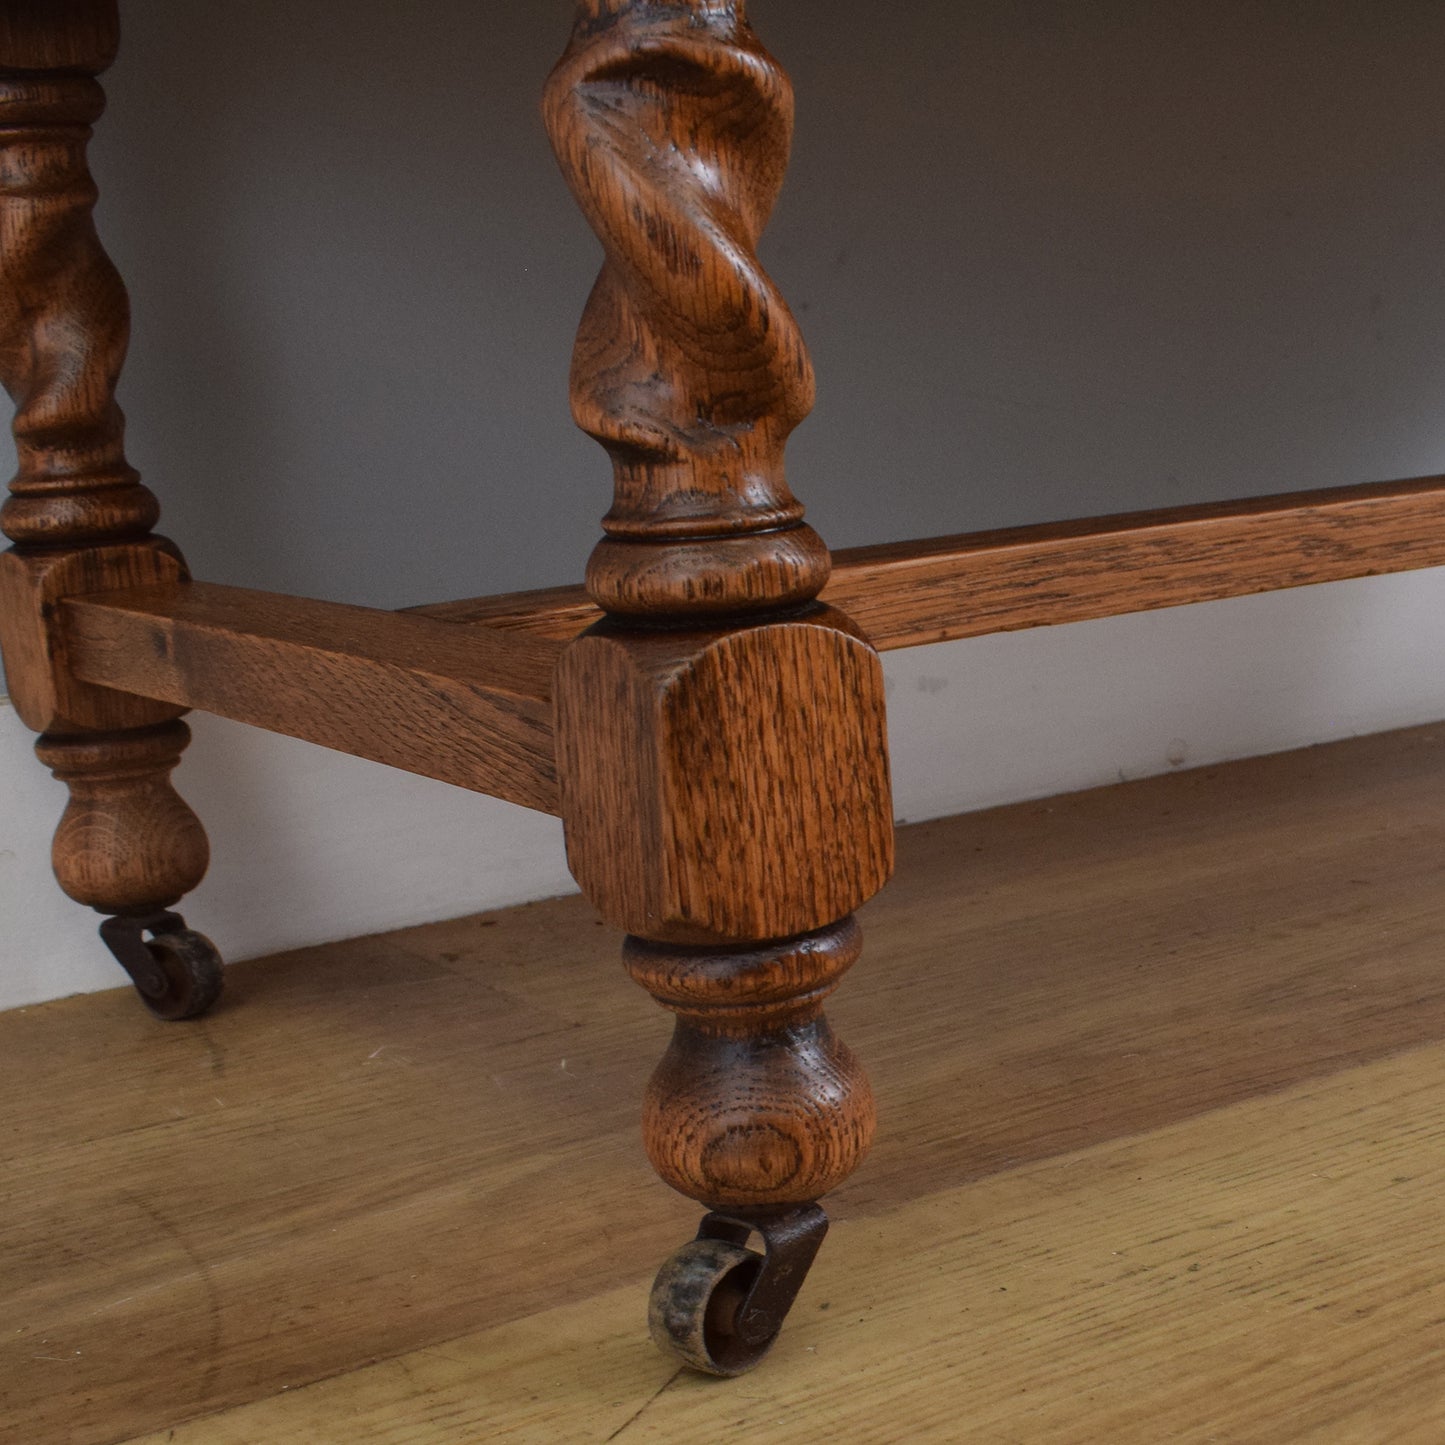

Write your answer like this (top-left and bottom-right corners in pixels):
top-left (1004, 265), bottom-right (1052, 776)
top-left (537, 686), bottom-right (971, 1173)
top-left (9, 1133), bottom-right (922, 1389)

top-left (0, 1), bottom-right (219, 1019)
top-left (545, 0), bottom-right (894, 1373)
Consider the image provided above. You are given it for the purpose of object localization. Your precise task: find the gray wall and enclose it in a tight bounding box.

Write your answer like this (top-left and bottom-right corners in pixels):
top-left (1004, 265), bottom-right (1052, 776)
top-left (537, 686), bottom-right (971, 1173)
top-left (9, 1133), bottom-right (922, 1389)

top-left (7, 0), bottom-right (1445, 611)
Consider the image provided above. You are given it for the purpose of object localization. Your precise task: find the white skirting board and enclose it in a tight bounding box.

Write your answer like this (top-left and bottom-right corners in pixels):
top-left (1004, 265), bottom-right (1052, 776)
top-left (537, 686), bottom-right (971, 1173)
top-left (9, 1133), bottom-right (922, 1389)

top-left (5, 566), bottom-right (1445, 1012)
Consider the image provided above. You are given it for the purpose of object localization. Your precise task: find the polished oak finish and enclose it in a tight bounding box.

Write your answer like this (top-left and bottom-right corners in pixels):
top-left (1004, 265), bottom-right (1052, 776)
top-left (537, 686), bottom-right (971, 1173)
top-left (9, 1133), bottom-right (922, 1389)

top-left (0, 1), bottom-right (210, 967)
top-left (623, 919), bottom-right (874, 1207)
top-left (553, 607), bottom-right (890, 944)
top-left (0, 540), bottom-right (185, 733)
top-left (60, 467), bottom-right (1445, 832)
top-left (36, 720), bottom-right (208, 915)
top-left (405, 580), bottom-right (602, 639)
top-left (0, 0), bottom-right (118, 76)
top-left (0, 4), bottom-right (177, 730)
top-left (544, 0), bottom-right (828, 621)
top-left (415, 474), bottom-right (1445, 649)
top-left (545, 0), bottom-right (891, 1264)
top-left (822, 475), bottom-right (1445, 650)
top-left (63, 582), bottom-right (561, 814)
top-left (0, 1), bottom-right (142, 553)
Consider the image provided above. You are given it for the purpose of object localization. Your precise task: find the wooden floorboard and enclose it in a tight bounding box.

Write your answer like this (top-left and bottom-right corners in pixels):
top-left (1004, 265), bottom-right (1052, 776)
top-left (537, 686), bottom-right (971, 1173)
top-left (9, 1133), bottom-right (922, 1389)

top-left (123, 1043), bottom-right (1445, 1444)
top-left (5, 725), bottom-right (1445, 1442)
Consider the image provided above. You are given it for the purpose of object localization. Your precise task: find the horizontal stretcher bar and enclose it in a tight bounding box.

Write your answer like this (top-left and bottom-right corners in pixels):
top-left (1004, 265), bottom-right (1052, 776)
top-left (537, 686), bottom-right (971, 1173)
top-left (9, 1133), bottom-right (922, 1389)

top-left (411, 476), bottom-right (1445, 649)
top-left (55, 477), bottom-right (1445, 816)
top-left (62, 583), bottom-right (562, 815)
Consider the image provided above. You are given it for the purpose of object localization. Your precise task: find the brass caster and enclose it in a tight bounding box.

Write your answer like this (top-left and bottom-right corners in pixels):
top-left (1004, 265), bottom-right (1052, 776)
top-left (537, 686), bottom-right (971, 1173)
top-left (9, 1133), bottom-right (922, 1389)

top-left (99, 911), bottom-right (224, 1021)
top-left (647, 1205), bottom-right (828, 1377)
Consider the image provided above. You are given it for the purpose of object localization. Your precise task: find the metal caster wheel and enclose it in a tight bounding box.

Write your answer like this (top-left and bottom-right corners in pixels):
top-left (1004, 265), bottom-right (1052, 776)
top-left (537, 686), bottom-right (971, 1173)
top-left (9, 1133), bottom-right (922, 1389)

top-left (648, 1204), bottom-right (830, 1377)
top-left (100, 912), bottom-right (224, 1021)
top-left (649, 1237), bottom-right (770, 1376)
top-left (138, 927), bottom-right (224, 1021)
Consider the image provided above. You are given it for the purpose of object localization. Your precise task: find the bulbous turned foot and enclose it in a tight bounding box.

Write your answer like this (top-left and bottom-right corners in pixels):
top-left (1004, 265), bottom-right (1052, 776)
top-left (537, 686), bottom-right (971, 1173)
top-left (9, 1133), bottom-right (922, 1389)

top-left (626, 925), bottom-right (869, 1372)
top-left (625, 920), bottom-right (876, 1208)
top-left (649, 1205), bottom-right (828, 1377)
top-left (37, 722), bottom-right (218, 1018)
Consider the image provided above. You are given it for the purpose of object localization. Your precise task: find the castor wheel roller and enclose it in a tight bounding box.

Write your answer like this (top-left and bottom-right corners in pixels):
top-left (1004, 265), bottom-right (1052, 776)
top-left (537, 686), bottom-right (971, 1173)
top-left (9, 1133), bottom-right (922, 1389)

top-left (648, 1205), bottom-right (830, 1376)
top-left (99, 911), bottom-right (224, 1021)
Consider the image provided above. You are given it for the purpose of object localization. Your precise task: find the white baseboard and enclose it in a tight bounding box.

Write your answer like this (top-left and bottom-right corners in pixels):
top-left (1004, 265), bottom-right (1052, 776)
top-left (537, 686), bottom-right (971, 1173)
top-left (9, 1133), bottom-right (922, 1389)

top-left (6, 566), bottom-right (1445, 1011)
top-left (881, 566), bottom-right (1445, 818)
top-left (0, 711), bottom-right (574, 1012)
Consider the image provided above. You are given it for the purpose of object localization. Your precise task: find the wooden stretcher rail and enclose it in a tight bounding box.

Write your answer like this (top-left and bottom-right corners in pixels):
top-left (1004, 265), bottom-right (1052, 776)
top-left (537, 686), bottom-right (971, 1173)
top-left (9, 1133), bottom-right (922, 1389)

top-left (411, 476), bottom-right (1445, 650)
top-left (53, 475), bottom-right (1445, 822)
top-left (62, 583), bottom-right (562, 815)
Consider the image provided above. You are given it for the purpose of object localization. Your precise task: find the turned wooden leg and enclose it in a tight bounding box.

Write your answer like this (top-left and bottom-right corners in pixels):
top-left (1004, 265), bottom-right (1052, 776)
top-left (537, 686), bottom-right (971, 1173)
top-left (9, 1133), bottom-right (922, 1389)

top-left (0, 3), bottom-right (220, 1016)
top-left (553, 612), bottom-right (891, 1372)
top-left (625, 923), bottom-right (874, 1211)
top-left (626, 924), bottom-right (874, 1373)
top-left (546, 1), bottom-right (894, 1372)
top-left (35, 723), bottom-right (219, 1018)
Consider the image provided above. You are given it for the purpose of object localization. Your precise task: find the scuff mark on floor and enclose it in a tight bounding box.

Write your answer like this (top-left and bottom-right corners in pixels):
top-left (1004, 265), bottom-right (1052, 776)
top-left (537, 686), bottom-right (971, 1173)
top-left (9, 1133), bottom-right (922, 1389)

top-left (603, 1367), bottom-right (683, 1442)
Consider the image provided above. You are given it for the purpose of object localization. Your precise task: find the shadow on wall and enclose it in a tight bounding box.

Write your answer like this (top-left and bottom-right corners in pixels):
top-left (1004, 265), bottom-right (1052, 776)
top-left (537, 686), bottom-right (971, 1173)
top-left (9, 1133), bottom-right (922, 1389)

top-left (82, 0), bottom-right (602, 611)
top-left (7, 0), bottom-right (1445, 620)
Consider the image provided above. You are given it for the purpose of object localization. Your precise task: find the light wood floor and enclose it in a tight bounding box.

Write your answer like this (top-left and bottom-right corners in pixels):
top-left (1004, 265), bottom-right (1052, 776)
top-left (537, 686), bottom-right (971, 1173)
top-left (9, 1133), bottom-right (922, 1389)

top-left (6, 725), bottom-right (1445, 1443)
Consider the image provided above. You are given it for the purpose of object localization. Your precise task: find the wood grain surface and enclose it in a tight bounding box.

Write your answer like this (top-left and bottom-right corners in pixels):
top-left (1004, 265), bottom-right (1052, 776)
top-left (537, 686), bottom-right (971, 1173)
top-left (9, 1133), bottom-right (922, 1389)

top-left (127, 1042), bottom-right (1445, 1444)
top-left (0, 0), bottom-right (117, 73)
top-left (0, 7), bottom-right (146, 552)
top-left (0, 0), bottom-right (214, 961)
top-left (6, 724), bottom-right (1445, 1442)
top-left (62, 582), bottom-right (562, 814)
top-left (553, 608), bottom-right (892, 943)
top-left (35, 721), bottom-right (208, 914)
top-left (623, 919), bottom-right (876, 1207)
top-left (0, 541), bottom-right (186, 734)
top-left (0, 6), bottom-right (181, 734)
top-left (825, 474), bottom-right (1445, 650)
top-left (544, 0), bottom-right (829, 619)
top-left (544, 0), bottom-right (892, 1243)
top-left (414, 474), bottom-right (1445, 651)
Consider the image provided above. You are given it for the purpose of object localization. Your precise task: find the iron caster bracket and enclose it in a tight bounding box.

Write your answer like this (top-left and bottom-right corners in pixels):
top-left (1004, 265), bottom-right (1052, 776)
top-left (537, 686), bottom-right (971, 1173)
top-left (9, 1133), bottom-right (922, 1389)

top-left (98, 909), bottom-right (187, 1001)
top-left (696, 1203), bottom-right (831, 1350)
top-left (648, 1201), bottom-right (832, 1374)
